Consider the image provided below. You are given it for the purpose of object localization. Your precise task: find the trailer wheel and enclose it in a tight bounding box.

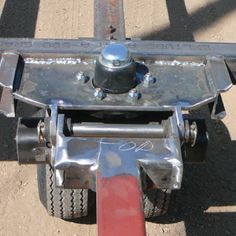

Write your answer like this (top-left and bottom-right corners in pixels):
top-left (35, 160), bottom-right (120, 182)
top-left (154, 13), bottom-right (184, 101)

top-left (37, 164), bottom-right (90, 219)
top-left (143, 189), bottom-right (171, 218)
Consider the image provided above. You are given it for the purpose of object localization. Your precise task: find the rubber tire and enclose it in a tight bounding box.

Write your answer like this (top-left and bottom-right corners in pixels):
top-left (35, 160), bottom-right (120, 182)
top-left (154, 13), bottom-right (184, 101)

top-left (143, 189), bottom-right (171, 218)
top-left (37, 164), bottom-right (89, 220)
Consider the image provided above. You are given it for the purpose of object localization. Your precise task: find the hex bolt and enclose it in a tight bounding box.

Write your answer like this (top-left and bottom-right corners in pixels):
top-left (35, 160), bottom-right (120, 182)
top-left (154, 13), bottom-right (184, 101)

top-left (76, 71), bottom-right (89, 83)
top-left (94, 88), bottom-right (106, 100)
top-left (128, 89), bottom-right (141, 101)
top-left (143, 73), bottom-right (156, 87)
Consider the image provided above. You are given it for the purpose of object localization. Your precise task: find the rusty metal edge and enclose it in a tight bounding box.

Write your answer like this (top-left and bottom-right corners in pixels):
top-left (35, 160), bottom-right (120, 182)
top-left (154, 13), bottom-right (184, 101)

top-left (94, 0), bottom-right (126, 40)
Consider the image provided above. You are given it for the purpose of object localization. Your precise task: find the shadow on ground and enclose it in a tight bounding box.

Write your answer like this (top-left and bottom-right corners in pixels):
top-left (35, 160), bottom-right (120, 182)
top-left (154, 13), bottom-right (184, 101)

top-left (0, 0), bottom-right (40, 161)
top-left (142, 0), bottom-right (236, 42)
top-left (0, 0), bottom-right (39, 38)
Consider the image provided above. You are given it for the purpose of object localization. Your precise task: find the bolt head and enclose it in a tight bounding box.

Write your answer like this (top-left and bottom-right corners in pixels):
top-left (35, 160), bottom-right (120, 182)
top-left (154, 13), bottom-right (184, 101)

top-left (94, 88), bottom-right (106, 100)
top-left (77, 71), bottom-right (89, 83)
top-left (143, 73), bottom-right (156, 87)
top-left (128, 89), bottom-right (141, 101)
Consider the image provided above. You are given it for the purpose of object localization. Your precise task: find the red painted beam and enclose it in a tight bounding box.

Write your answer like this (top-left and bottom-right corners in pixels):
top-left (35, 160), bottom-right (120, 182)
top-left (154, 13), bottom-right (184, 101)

top-left (97, 174), bottom-right (146, 236)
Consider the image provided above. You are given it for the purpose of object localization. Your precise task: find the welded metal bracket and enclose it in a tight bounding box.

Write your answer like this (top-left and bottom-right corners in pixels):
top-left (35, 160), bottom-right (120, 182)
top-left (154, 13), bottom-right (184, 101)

top-left (0, 52), bottom-right (20, 117)
top-left (52, 114), bottom-right (183, 190)
top-left (0, 0), bottom-right (236, 236)
top-left (0, 45), bottom-right (232, 115)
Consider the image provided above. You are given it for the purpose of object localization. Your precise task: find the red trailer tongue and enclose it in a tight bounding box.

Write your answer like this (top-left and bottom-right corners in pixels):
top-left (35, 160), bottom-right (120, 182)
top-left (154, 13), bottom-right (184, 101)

top-left (97, 175), bottom-right (146, 236)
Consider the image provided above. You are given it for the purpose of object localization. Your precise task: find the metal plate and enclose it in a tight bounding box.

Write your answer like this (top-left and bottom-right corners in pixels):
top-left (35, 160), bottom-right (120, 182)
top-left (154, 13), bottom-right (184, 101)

top-left (1, 38), bottom-right (236, 57)
top-left (15, 56), bottom-right (231, 111)
top-left (54, 115), bottom-right (183, 190)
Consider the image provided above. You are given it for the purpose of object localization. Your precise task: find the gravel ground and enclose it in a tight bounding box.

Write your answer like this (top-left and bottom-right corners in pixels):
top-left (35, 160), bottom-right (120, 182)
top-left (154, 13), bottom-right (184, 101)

top-left (0, 0), bottom-right (236, 235)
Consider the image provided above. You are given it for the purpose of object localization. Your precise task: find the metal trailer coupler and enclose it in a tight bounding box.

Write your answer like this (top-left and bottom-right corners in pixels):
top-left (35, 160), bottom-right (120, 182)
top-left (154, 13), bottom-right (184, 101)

top-left (0, 0), bottom-right (235, 235)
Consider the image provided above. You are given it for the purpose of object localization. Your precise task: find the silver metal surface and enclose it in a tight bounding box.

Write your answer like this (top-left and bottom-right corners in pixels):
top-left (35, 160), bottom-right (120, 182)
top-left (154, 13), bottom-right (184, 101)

top-left (71, 123), bottom-right (165, 138)
top-left (54, 115), bottom-right (183, 190)
top-left (13, 56), bottom-right (232, 112)
top-left (128, 88), bottom-right (141, 101)
top-left (0, 52), bottom-right (19, 117)
top-left (209, 95), bottom-right (226, 120)
top-left (1, 39), bottom-right (236, 59)
top-left (99, 43), bottom-right (132, 68)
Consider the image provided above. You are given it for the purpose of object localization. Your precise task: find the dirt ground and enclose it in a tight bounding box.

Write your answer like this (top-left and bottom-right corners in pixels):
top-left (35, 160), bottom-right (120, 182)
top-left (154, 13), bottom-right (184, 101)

top-left (0, 0), bottom-right (236, 235)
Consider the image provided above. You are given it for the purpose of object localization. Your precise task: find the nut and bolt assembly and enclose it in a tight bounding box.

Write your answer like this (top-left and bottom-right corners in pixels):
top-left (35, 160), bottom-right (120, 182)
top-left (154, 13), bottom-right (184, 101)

top-left (76, 71), bottom-right (89, 83)
top-left (143, 73), bottom-right (156, 87)
top-left (128, 89), bottom-right (141, 101)
top-left (94, 88), bottom-right (106, 100)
